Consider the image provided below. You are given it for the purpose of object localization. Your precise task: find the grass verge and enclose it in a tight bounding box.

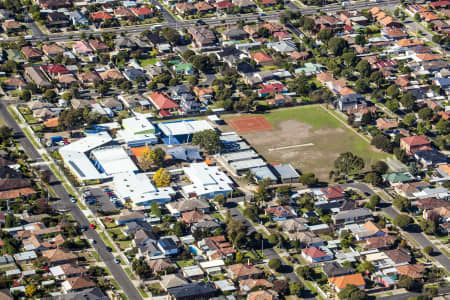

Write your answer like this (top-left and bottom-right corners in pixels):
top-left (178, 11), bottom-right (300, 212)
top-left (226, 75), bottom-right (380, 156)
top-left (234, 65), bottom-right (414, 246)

top-left (98, 232), bottom-right (116, 251)
top-left (124, 267), bottom-right (136, 280)
top-left (91, 251), bottom-right (100, 262)
top-left (23, 127), bottom-right (41, 149)
top-left (138, 287), bottom-right (148, 298)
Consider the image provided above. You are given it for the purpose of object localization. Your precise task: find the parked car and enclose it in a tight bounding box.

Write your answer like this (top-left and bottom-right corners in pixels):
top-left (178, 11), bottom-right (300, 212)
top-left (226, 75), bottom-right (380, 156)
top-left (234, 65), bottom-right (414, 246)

top-left (106, 246), bottom-right (112, 252)
top-left (114, 258), bottom-right (120, 264)
top-left (105, 217), bottom-right (113, 223)
top-left (90, 223), bottom-right (96, 229)
top-left (103, 187), bottom-right (111, 193)
top-left (89, 239), bottom-right (96, 244)
top-left (70, 196), bottom-right (76, 203)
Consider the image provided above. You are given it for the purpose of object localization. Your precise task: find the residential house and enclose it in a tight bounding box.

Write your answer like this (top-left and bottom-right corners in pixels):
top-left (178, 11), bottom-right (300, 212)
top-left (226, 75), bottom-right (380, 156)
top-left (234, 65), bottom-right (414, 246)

top-left (131, 7), bottom-right (153, 19)
top-left (161, 274), bottom-right (188, 291)
top-left (221, 26), bottom-right (249, 40)
top-left (89, 39), bottom-right (109, 53)
top-left (73, 41), bottom-right (94, 56)
top-left (42, 44), bottom-right (65, 58)
top-left (79, 71), bottom-right (101, 85)
top-left (63, 287), bottom-right (108, 300)
top-left (384, 248), bottom-right (411, 265)
top-left (396, 264), bottom-right (425, 279)
top-left (2, 19), bottom-right (21, 33)
top-left (329, 273), bottom-right (365, 292)
top-left (147, 91), bottom-right (179, 117)
top-left (100, 69), bottom-right (125, 81)
top-left (295, 231), bottom-right (324, 248)
top-left (2, 78), bottom-right (25, 91)
top-left (247, 290), bottom-right (278, 300)
top-left (400, 135), bottom-right (431, 155)
top-left (47, 12), bottom-right (69, 27)
top-left (322, 262), bottom-right (355, 278)
top-left (199, 235), bottom-right (236, 260)
top-left (175, 3), bottom-right (197, 15)
top-left (382, 172), bottom-right (414, 186)
top-left (395, 181), bottom-right (430, 199)
top-left (157, 238), bottom-right (179, 256)
top-left (166, 199), bottom-right (210, 216)
top-left (335, 93), bottom-right (367, 112)
top-left (116, 211), bottom-right (145, 225)
top-left (332, 208), bottom-right (373, 227)
top-left (365, 235), bottom-right (395, 250)
top-left (167, 282), bottom-right (217, 300)
top-left (0, 178), bottom-right (36, 200)
top-left (21, 46), bottom-right (42, 61)
top-left (249, 52), bottom-right (273, 66)
top-left (376, 118), bottom-right (399, 131)
top-left (62, 276), bottom-right (96, 293)
top-left (42, 249), bottom-right (77, 266)
top-left (90, 11), bottom-right (113, 24)
top-left (414, 149), bottom-right (448, 168)
top-left (188, 27), bottom-right (216, 48)
top-left (148, 258), bottom-right (173, 276)
top-left (226, 263), bottom-right (263, 280)
top-left (265, 205), bottom-right (297, 221)
top-left (68, 10), bottom-right (89, 26)
top-left (194, 2), bottom-right (215, 14)
top-left (50, 264), bottom-right (87, 280)
top-left (301, 247), bottom-right (333, 263)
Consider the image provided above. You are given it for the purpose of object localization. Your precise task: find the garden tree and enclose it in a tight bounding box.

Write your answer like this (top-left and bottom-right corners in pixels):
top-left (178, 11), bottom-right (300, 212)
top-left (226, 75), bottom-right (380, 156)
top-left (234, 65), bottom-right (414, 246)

top-left (403, 113), bottom-right (417, 127)
top-left (436, 118), bottom-right (450, 135)
top-left (371, 134), bottom-right (393, 153)
top-left (191, 129), bottom-right (222, 154)
top-left (356, 59), bottom-right (371, 77)
top-left (268, 258), bottom-right (282, 271)
top-left (418, 107), bottom-right (433, 120)
top-left (340, 230), bottom-right (355, 248)
top-left (1, 236), bottom-right (20, 255)
top-left (394, 147), bottom-right (408, 163)
top-left (355, 78), bottom-right (370, 93)
top-left (21, 90), bottom-right (31, 101)
top-left (364, 172), bottom-right (382, 186)
top-left (342, 52), bottom-right (358, 67)
top-left (25, 284), bottom-right (36, 297)
top-left (338, 284), bottom-right (368, 300)
top-left (299, 173), bottom-right (318, 186)
top-left (355, 34), bottom-right (367, 46)
top-left (371, 160), bottom-right (389, 175)
top-left (268, 233), bottom-right (279, 245)
top-left (273, 280), bottom-right (289, 296)
top-left (328, 37), bottom-right (348, 56)
top-left (334, 152), bottom-right (365, 175)
top-left (43, 90), bottom-right (57, 102)
top-left (302, 18), bottom-right (315, 31)
top-left (227, 219), bottom-right (246, 248)
top-left (255, 178), bottom-right (270, 207)
top-left (289, 281), bottom-right (304, 296)
top-left (423, 246), bottom-right (433, 256)
top-left (393, 196), bottom-right (411, 212)
top-left (369, 195), bottom-right (381, 209)
top-left (161, 27), bottom-right (181, 44)
top-left (386, 99), bottom-right (400, 112)
top-left (182, 49), bottom-right (195, 61)
top-left (173, 221), bottom-right (186, 237)
top-left (257, 26), bottom-right (271, 38)
top-left (276, 185), bottom-right (292, 204)
top-left (138, 148), bottom-right (165, 171)
top-left (370, 71), bottom-right (384, 87)
top-left (317, 28), bottom-right (332, 42)
top-left (5, 215), bottom-right (20, 228)
top-left (398, 275), bottom-right (422, 292)
top-left (416, 121), bottom-right (431, 135)
top-left (360, 112), bottom-right (373, 126)
top-left (132, 259), bottom-right (152, 279)
top-left (419, 219), bottom-right (436, 235)
top-left (394, 214), bottom-right (413, 229)
top-left (213, 194), bottom-right (226, 208)
top-left (0, 126), bottom-right (13, 143)
top-left (150, 201), bottom-right (161, 218)
top-left (356, 261), bottom-right (375, 274)
top-left (298, 194), bottom-right (315, 211)
top-left (1, 60), bottom-right (17, 73)
top-left (386, 84), bottom-right (400, 99)
top-left (152, 168), bottom-right (171, 187)
top-left (400, 93), bottom-right (416, 111)
top-left (296, 266), bottom-right (313, 279)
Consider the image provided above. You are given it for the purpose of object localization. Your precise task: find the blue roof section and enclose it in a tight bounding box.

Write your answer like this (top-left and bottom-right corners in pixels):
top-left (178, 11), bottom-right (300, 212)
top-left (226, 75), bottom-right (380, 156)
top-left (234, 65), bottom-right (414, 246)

top-left (250, 166), bottom-right (277, 181)
top-left (167, 146), bottom-right (202, 161)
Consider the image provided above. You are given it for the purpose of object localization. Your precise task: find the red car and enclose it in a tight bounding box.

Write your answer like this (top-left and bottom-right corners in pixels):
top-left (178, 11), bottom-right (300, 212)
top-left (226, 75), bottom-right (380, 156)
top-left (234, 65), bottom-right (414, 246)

top-left (90, 223), bottom-right (96, 229)
top-left (107, 191), bottom-right (112, 196)
top-left (105, 217), bottom-right (113, 223)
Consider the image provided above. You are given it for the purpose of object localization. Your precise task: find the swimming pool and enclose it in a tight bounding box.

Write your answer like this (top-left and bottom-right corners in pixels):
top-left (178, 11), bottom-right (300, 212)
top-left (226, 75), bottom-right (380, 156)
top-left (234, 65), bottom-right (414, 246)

top-left (189, 245), bottom-right (200, 255)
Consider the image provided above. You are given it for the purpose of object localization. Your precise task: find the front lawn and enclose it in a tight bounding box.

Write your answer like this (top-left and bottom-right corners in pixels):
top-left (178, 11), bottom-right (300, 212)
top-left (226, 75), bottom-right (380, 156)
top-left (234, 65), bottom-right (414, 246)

top-left (139, 57), bottom-right (158, 67)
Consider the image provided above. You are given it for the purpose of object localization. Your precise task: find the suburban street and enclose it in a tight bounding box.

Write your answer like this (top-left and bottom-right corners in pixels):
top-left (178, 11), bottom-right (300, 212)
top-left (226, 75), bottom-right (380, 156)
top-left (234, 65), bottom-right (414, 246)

top-left (0, 103), bottom-right (144, 300)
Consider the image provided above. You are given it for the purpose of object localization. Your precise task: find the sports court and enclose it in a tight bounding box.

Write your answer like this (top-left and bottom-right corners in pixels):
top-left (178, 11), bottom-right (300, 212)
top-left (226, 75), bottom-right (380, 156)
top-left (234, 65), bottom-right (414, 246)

top-left (226, 116), bottom-right (274, 134)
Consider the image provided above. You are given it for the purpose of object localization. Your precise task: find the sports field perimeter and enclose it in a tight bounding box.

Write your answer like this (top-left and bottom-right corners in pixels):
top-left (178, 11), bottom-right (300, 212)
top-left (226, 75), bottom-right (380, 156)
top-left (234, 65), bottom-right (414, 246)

top-left (224, 105), bottom-right (388, 181)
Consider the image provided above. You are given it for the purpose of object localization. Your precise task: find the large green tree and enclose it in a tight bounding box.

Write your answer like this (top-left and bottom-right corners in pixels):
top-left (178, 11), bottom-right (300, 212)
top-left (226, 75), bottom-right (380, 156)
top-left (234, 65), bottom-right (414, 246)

top-left (191, 129), bottom-right (222, 154)
top-left (334, 152), bottom-right (365, 175)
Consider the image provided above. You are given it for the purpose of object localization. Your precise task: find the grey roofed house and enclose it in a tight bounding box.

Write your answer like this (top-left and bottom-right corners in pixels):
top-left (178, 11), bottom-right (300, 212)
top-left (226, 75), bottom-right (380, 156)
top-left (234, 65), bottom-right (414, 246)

top-left (192, 220), bottom-right (220, 231)
top-left (250, 166), bottom-right (277, 183)
top-left (137, 241), bottom-right (162, 257)
top-left (71, 99), bottom-right (91, 110)
top-left (278, 218), bottom-right (308, 233)
top-left (58, 287), bottom-right (108, 300)
top-left (119, 94), bottom-right (148, 108)
top-left (147, 65), bottom-right (166, 78)
top-left (332, 208), bottom-right (373, 226)
top-left (168, 282), bottom-right (217, 300)
top-left (161, 274), bottom-right (188, 290)
top-left (295, 231), bottom-right (324, 246)
top-left (322, 262), bottom-right (355, 278)
top-left (267, 40), bottom-right (297, 53)
top-left (232, 0), bottom-right (256, 7)
top-left (167, 146), bottom-right (202, 161)
top-left (114, 37), bottom-right (137, 49)
top-left (24, 66), bottom-right (51, 88)
top-left (221, 27), bottom-right (249, 40)
top-left (124, 220), bottom-right (152, 235)
top-left (167, 199), bottom-right (210, 214)
top-left (0, 255), bottom-right (14, 265)
top-left (102, 98), bottom-right (122, 110)
top-left (414, 149), bottom-right (448, 167)
top-left (272, 164), bottom-right (299, 183)
top-left (123, 68), bottom-right (147, 81)
top-left (134, 228), bottom-right (158, 246)
top-left (116, 211), bottom-right (145, 225)
top-left (335, 93), bottom-right (367, 112)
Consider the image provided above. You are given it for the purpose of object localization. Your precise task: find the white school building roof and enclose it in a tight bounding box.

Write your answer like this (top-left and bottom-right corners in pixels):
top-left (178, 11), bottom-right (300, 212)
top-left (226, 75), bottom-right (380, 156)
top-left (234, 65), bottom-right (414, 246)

top-left (158, 120), bottom-right (213, 136)
top-left (182, 163), bottom-right (233, 198)
top-left (91, 146), bottom-right (138, 176)
top-left (122, 116), bottom-right (155, 134)
top-left (60, 132), bottom-right (112, 153)
top-left (113, 172), bottom-right (175, 208)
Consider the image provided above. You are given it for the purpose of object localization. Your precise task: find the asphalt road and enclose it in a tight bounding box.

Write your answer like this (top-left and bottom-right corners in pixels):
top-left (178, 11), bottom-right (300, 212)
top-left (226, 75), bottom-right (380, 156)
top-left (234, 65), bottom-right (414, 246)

top-left (378, 285), bottom-right (450, 300)
top-left (0, 103), bottom-right (143, 300)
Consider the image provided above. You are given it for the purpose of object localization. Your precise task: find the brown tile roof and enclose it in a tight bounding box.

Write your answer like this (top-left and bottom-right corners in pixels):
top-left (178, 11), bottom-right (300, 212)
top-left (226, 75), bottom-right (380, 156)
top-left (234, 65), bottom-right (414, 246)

top-left (365, 235), bottom-right (395, 249)
top-left (248, 289), bottom-right (278, 300)
top-left (3, 78), bottom-right (26, 88)
top-left (384, 248), bottom-right (411, 264)
top-left (21, 46), bottom-right (42, 59)
top-left (396, 264), bottom-right (425, 278)
top-left (227, 263), bottom-right (262, 279)
top-left (42, 44), bottom-right (64, 55)
top-left (42, 249), bottom-right (77, 263)
top-left (239, 278), bottom-right (273, 291)
top-left (100, 69), bottom-right (124, 80)
top-left (148, 258), bottom-right (172, 273)
top-left (65, 276), bottom-right (95, 290)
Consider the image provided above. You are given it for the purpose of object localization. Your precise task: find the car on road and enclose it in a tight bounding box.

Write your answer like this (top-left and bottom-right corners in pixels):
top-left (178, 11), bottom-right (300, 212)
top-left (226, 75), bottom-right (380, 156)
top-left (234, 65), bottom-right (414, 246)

top-left (89, 239), bottom-right (96, 244)
top-left (106, 246), bottom-right (112, 252)
top-left (90, 223), bottom-right (96, 229)
top-left (80, 226), bottom-right (87, 232)
top-left (196, 19), bottom-right (205, 25)
top-left (103, 187), bottom-right (111, 193)
top-left (364, 192), bottom-right (371, 197)
top-left (114, 258), bottom-right (120, 264)
top-left (70, 196), bottom-right (76, 203)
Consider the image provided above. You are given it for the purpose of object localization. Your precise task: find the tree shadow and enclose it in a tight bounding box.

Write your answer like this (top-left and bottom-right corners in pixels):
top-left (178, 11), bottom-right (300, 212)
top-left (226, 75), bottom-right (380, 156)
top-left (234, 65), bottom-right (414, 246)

top-left (278, 264), bottom-right (293, 274)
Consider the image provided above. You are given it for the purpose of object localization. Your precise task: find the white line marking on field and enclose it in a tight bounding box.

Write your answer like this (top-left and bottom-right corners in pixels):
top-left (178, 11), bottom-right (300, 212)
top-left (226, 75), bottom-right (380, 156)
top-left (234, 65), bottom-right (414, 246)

top-left (268, 143), bottom-right (314, 151)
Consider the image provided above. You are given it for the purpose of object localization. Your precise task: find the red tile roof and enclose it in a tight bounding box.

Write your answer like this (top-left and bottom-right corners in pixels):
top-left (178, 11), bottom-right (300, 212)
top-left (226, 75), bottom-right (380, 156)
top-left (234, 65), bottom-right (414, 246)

top-left (90, 11), bottom-right (113, 20)
top-left (149, 92), bottom-right (178, 110)
top-left (401, 135), bottom-right (430, 147)
top-left (302, 247), bottom-right (328, 259)
top-left (249, 52), bottom-right (273, 63)
top-left (131, 7), bottom-right (153, 16)
top-left (320, 186), bottom-right (345, 200)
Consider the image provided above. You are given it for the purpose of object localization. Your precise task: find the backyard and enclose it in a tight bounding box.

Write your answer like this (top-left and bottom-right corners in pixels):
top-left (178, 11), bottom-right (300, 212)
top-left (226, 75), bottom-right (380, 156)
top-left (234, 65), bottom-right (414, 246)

top-left (223, 105), bottom-right (388, 180)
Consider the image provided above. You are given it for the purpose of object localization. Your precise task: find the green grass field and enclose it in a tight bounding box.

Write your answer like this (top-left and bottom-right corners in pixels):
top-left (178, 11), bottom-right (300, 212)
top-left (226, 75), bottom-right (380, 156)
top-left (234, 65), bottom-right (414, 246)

top-left (225, 105), bottom-right (388, 180)
top-left (139, 57), bottom-right (157, 67)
